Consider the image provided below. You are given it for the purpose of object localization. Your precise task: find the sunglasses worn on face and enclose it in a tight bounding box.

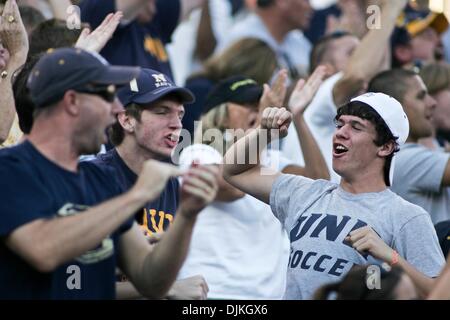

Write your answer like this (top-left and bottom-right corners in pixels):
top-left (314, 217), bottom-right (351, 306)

top-left (76, 84), bottom-right (117, 102)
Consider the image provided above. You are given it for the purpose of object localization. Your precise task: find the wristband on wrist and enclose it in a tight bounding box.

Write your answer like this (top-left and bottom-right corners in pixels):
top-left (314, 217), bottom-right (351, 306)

top-left (390, 250), bottom-right (399, 266)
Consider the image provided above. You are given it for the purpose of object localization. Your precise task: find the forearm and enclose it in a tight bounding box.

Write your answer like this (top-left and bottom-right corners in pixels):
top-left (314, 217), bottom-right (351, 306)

top-left (0, 72), bottom-right (18, 143)
top-left (223, 128), bottom-right (267, 178)
top-left (346, 3), bottom-right (402, 80)
top-left (116, 0), bottom-right (147, 21)
top-left (7, 190), bottom-right (148, 272)
top-left (194, 0), bottom-right (216, 61)
top-left (48, 0), bottom-right (72, 20)
top-left (293, 114), bottom-right (329, 180)
top-left (397, 256), bottom-right (435, 298)
top-left (427, 262), bottom-right (450, 300)
top-left (137, 212), bottom-right (197, 299)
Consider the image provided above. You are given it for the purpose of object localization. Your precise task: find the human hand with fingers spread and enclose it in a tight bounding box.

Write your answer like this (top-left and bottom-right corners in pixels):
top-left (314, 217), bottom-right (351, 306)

top-left (179, 164), bottom-right (219, 218)
top-left (288, 65), bottom-right (327, 117)
top-left (260, 107), bottom-right (292, 139)
top-left (75, 11), bottom-right (123, 53)
top-left (345, 226), bottom-right (396, 264)
top-left (0, 0), bottom-right (28, 71)
top-left (258, 69), bottom-right (288, 113)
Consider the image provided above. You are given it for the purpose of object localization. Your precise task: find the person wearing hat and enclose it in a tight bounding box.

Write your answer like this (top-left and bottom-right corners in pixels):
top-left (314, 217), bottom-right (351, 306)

top-left (0, 47), bottom-right (219, 299)
top-left (223, 92), bottom-right (445, 299)
top-left (178, 70), bottom-right (329, 299)
top-left (391, 3), bottom-right (449, 68)
top-left (92, 68), bottom-right (211, 300)
top-left (368, 69), bottom-right (450, 225)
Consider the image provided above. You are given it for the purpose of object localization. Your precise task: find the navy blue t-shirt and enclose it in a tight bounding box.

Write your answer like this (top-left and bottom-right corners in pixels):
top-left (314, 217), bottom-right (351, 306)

top-left (0, 141), bottom-right (134, 299)
top-left (80, 0), bottom-right (180, 79)
top-left (92, 149), bottom-right (179, 234)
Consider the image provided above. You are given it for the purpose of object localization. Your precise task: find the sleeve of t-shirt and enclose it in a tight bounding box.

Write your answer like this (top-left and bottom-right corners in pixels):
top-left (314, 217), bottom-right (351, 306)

top-left (151, 0), bottom-right (181, 44)
top-left (397, 146), bottom-right (450, 193)
top-left (80, 0), bottom-right (116, 30)
top-left (0, 158), bottom-right (54, 236)
top-left (393, 212), bottom-right (445, 277)
top-left (270, 174), bottom-right (330, 227)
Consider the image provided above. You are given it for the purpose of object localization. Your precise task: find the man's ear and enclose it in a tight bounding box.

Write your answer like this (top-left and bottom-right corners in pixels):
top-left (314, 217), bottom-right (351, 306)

top-left (117, 111), bottom-right (136, 133)
top-left (63, 90), bottom-right (81, 116)
top-left (378, 140), bottom-right (395, 158)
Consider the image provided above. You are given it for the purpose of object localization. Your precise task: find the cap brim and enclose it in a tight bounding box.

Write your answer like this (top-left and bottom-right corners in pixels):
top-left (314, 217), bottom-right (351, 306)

top-left (94, 66), bottom-right (141, 86)
top-left (130, 86), bottom-right (195, 105)
top-left (203, 86), bottom-right (263, 113)
top-left (229, 86), bottom-right (263, 105)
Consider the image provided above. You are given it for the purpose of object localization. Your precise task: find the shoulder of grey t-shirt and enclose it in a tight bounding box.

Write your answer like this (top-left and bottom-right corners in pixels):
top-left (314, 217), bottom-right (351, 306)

top-left (269, 174), bottom-right (337, 226)
top-left (390, 194), bottom-right (446, 277)
top-left (393, 143), bottom-right (450, 193)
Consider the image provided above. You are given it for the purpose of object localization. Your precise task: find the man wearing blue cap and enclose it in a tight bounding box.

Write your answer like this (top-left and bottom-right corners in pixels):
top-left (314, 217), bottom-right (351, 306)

top-left (0, 48), bottom-right (219, 299)
top-left (92, 68), bottom-right (209, 299)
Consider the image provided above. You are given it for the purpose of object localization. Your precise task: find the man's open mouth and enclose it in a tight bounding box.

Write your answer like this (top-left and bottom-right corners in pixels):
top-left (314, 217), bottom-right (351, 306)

top-left (333, 143), bottom-right (349, 155)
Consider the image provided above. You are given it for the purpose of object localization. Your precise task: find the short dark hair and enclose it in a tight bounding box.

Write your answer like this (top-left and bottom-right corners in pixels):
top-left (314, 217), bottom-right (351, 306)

top-left (28, 19), bottom-right (84, 56)
top-left (12, 54), bottom-right (42, 134)
top-left (368, 69), bottom-right (418, 104)
top-left (309, 31), bottom-right (353, 74)
top-left (19, 5), bottom-right (45, 34)
top-left (335, 101), bottom-right (398, 186)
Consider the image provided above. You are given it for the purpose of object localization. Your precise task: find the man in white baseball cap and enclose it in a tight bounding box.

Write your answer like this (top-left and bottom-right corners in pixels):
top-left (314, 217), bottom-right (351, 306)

top-left (222, 94), bottom-right (445, 299)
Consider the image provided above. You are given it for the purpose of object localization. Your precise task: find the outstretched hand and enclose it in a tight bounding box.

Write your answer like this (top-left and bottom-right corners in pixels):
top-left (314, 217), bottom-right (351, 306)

top-left (288, 65), bottom-right (327, 116)
top-left (0, 0), bottom-right (28, 69)
top-left (75, 11), bottom-right (123, 53)
top-left (258, 69), bottom-right (288, 113)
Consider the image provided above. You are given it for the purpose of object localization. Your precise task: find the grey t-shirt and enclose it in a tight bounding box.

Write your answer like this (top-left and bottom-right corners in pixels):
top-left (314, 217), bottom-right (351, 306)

top-left (392, 143), bottom-right (450, 224)
top-left (270, 174), bottom-right (445, 300)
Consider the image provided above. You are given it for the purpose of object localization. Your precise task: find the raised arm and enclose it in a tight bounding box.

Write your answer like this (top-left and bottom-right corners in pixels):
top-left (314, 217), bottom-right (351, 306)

top-left (0, 0), bottom-right (28, 143)
top-left (333, 0), bottom-right (408, 106)
top-left (223, 108), bottom-right (292, 204)
top-left (5, 160), bottom-right (182, 273)
top-left (283, 66), bottom-right (330, 180)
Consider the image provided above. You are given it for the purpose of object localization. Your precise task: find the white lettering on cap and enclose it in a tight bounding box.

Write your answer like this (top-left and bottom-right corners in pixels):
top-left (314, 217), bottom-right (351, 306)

top-left (152, 73), bottom-right (172, 88)
top-left (130, 78), bottom-right (139, 92)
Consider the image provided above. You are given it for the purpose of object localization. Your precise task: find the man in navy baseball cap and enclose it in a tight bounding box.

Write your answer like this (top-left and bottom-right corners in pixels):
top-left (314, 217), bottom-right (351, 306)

top-left (117, 68), bottom-right (195, 107)
top-left (93, 69), bottom-right (207, 300)
top-left (0, 48), bottom-right (220, 300)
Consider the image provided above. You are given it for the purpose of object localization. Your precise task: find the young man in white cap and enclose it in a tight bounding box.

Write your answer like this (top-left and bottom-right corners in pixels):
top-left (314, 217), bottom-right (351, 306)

top-left (223, 92), bottom-right (445, 299)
